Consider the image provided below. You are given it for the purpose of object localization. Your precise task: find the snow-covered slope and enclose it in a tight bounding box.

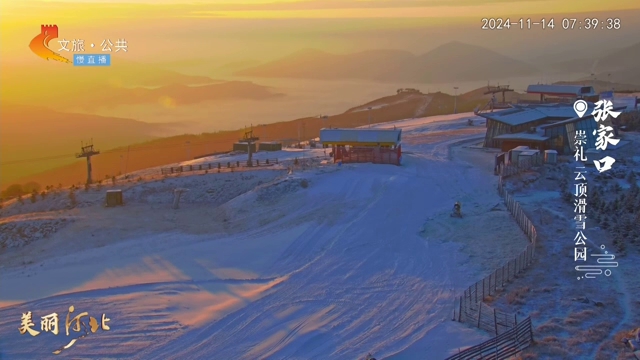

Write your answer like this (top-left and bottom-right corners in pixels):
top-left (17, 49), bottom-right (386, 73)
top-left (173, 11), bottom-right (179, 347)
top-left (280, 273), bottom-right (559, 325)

top-left (0, 113), bottom-right (518, 359)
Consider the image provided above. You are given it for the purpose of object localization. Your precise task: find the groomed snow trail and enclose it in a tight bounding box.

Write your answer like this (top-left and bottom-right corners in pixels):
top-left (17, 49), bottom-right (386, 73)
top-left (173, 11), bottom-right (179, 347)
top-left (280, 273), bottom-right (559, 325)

top-left (0, 114), bottom-right (500, 359)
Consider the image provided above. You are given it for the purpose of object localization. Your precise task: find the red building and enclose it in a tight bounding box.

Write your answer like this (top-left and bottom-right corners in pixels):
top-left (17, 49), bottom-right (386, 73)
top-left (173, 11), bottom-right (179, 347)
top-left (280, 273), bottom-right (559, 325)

top-left (320, 128), bottom-right (402, 165)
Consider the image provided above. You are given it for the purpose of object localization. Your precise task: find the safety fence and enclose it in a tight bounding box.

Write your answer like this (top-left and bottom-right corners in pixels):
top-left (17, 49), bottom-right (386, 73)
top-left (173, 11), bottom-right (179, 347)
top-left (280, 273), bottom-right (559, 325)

top-left (445, 317), bottom-right (534, 360)
top-left (497, 156), bottom-right (542, 178)
top-left (160, 159), bottom-right (278, 175)
top-left (448, 176), bottom-right (537, 359)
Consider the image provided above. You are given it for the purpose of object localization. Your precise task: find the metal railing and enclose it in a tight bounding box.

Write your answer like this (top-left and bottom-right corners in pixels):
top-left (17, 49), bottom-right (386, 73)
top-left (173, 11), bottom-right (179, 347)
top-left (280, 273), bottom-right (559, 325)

top-left (160, 159), bottom-right (278, 175)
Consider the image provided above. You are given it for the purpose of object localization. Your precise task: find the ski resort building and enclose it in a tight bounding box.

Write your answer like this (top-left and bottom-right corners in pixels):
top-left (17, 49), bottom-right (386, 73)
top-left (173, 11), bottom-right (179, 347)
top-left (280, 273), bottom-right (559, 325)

top-left (233, 142), bottom-right (256, 153)
top-left (319, 128), bottom-right (402, 165)
top-left (525, 84), bottom-right (597, 103)
top-left (258, 142), bottom-right (282, 151)
top-left (481, 103), bottom-right (626, 154)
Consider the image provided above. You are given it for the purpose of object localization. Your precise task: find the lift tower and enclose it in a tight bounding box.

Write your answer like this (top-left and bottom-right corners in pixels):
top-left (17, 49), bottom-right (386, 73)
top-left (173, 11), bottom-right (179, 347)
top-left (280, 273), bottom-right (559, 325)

top-left (76, 141), bottom-right (100, 185)
top-left (239, 125), bottom-right (259, 166)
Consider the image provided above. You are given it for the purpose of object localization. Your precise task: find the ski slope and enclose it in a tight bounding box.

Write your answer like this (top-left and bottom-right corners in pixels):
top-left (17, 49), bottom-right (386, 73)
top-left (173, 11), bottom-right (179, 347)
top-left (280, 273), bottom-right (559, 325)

top-left (0, 113), bottom-right (520, 359)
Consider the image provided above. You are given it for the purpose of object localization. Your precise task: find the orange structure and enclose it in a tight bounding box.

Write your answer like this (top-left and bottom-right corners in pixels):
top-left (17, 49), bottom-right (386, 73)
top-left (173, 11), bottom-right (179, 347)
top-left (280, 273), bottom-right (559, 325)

top-left (320, 128), bottom-right (402, 166)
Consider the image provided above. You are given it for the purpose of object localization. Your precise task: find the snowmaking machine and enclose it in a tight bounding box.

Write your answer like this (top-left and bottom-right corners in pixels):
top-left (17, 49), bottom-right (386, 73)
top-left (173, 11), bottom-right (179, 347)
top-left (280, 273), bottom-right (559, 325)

top-left (451, 202), bottom-right (462, 218)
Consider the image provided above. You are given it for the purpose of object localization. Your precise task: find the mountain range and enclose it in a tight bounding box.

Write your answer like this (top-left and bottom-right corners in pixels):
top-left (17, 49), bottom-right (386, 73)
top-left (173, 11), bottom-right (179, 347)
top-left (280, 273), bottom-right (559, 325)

top-left (0, 103), bottom-right (180, 187)
top-left (235, 42), bottom-right (540, 83)
top-left (235, 41), bottom-right (640, 86)
top-left (546, 41), bottom-right (640, 84)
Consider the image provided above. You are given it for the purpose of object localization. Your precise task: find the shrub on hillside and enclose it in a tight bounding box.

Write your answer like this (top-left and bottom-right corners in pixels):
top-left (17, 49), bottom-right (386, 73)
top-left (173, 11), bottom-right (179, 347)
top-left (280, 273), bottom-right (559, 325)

top-left (68, 190), bottom-right (77, 207)
top-left (619, 110), bottom-right (640, 131)
top-left (30, 191), bottom-right (37, 203)
top-left (1, 184), bottom-right (25, 198)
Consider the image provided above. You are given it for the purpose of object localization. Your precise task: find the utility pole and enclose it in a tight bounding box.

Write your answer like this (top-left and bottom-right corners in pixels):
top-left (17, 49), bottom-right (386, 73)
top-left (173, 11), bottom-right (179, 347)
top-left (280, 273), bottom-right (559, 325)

top-left (318, 115), bottom-right (329, 128)
top-left (302, 121), bottom-right (306, 143)
top-left (76, 140), bottom-right (100, 185)
top-left (453, 87), bottom-right (459, 114)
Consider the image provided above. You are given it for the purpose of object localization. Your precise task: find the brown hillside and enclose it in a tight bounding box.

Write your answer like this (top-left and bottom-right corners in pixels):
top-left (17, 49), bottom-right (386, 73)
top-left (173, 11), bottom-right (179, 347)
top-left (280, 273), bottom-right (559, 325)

top-left (7, 93), bottom-right (431, 189)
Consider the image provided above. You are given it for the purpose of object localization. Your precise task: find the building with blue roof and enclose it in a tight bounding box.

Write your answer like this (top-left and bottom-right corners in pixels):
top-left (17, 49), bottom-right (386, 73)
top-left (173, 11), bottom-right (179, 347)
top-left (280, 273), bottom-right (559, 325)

top-left (480, 103), bottom-right (625, 154)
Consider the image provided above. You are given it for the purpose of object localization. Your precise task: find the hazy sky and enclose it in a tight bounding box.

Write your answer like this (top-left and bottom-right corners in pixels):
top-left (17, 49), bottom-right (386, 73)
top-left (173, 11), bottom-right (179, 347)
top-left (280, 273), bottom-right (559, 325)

top-left (2, 0), bottom-right (639, 65)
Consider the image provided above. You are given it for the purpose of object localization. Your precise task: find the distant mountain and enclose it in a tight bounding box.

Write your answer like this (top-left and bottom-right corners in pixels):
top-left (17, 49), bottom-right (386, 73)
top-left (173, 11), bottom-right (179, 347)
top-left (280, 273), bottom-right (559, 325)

top-left (0, 59), bottom-right (222, 109)
top-left (218, 60), bottom-right (263, 71)
top-left (381, 41), bottom-right (539, 83)
top-left (596, 42), bottom-right (640, 73)
top-left (235, 42), bottom-right (539, 83)
top-left (546, 41), bottom-right (640, 84)
top-left (236, 48), bottom-right (416, 80)
top-left (0, 103), bottom-right (177, 186)
top-left (594, 42), bottom-right (640, 85)
top-left (553, 80), bottom-right (640, 93)
top-left (51, 81), bottom-right (285, 111)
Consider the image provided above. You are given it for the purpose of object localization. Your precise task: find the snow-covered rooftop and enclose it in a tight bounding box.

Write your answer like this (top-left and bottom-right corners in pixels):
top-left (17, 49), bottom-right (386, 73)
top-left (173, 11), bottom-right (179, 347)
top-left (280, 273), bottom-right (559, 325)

top-left (320, 128), bottom-right (402, 145)
top-left (526, 84), bottom-right (596, 97)
top-left (492, 132), bottom-right (550, 142)
top-left (482, 103), bottom-right (597, 126)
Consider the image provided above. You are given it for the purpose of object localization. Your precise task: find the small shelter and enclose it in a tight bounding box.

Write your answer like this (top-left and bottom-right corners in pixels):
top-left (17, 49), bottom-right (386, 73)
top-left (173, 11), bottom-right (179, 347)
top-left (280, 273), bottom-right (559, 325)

top-left (233, 142), bottom-right (257, 153)
top-left (319, 128), bottom-right (402, 165)
top-left (105, 190), bottom-right (123, 207)
top-left (258, 142), bottom-right (282, 151)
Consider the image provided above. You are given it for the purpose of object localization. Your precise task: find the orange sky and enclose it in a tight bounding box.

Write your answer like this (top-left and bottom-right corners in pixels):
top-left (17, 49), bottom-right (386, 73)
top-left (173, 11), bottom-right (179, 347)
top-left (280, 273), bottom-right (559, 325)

top-left (2, 0), bottom-right (639, 63)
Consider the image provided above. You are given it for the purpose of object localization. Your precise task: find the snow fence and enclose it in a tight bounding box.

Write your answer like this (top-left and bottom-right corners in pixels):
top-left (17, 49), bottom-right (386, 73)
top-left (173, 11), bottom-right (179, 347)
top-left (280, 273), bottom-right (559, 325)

top-left (448, 175), bottom-right (537, 359)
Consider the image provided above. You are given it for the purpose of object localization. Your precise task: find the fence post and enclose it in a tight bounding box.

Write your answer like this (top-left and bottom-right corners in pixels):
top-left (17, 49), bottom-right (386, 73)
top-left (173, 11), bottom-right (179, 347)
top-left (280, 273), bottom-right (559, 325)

top-left (482, 278), bottom-right (485, 300)
top-left (494, 269), bottom-right (498, 293)
top-left (529, 318), bottom-right (534, 343)
top-left (514, 317), bottom-right (520, 350)
top-left (475, 282), bottom-right (478, 303)
top-left (459, 296), bottom-right (463, 322)
top-left (502, 264), bottom-right (505, 287)
top-left (477, 303), bottom-right (482, 328)
top-left (507, 261), bottom-right (510, 281)
top-left (494, 308), bottom-right (499, 335)
top-left (453, 298), bottom-right (456, 321)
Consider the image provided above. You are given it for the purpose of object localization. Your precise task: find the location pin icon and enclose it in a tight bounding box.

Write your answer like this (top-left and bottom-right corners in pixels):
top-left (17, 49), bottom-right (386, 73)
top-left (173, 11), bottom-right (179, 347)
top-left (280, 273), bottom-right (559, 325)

top-left (573, 100), bottom-right (588, 118)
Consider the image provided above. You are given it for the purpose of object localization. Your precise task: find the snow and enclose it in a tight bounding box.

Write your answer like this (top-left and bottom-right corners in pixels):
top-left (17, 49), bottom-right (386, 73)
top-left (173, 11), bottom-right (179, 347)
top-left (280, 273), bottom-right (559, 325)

top-left (1, 112), bottom-right (521, 359)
